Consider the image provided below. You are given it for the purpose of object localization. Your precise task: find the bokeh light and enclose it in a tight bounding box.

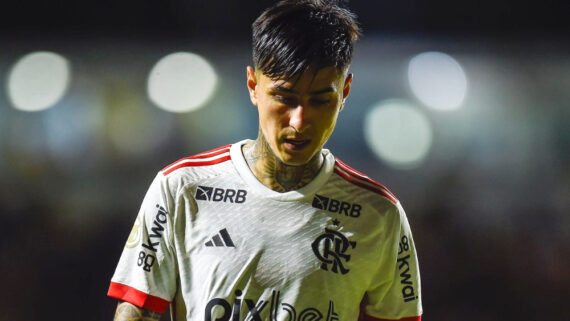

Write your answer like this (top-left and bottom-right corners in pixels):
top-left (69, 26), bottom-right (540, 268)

top-left (147, 52), bottom-right (217, 113)
top-left (364, 99), bottom-right (433, 169)
top-left (408, 51), bottom-right (467, 111)
top-left (7, 51), bottom-right (71, 112)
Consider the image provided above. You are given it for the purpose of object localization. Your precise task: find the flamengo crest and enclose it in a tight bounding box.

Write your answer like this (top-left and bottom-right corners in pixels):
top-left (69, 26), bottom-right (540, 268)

top-left (311, 228), bottom-right (356, 274)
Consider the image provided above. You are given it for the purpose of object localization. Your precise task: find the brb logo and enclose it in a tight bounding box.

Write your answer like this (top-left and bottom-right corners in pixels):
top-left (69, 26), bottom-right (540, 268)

top-left (196, 185), bottom-right (247, 204)
top-left (311, 228), bottom-right (356, 275)
top-left (312, 194), bottom-right (361, 218)
top-left (205, 290), bottom-right (339, 321)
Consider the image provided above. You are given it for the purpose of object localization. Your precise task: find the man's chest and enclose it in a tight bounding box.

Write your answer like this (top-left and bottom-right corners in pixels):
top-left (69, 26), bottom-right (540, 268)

top-left (174, 187), bottom-right (385, 292)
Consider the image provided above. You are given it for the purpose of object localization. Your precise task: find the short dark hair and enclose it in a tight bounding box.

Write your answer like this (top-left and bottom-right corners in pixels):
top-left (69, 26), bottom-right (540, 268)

top-left (252, 0), bottom-right (360, 80)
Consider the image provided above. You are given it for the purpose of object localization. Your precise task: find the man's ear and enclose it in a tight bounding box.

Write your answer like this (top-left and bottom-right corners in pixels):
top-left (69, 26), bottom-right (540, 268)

top-left (246, 66), bottom-right (258, 106)
top-left (340, 73), bottom-right (353, 111)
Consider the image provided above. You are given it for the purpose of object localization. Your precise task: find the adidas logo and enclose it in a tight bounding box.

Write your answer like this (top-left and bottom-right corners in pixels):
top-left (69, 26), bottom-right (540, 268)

top-left (205, 228), bottom-right (235, 247)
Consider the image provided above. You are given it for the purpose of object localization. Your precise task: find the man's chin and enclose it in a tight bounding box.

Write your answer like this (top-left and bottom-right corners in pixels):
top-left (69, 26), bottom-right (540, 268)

top-left (277, 151), bottom-right (317, 167)
top-left (277, 157), bottom-right (307, 167)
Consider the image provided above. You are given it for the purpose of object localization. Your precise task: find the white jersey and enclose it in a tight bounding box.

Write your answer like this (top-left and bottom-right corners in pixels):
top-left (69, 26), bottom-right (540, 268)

top-left (108, 140), bottom-right (422, 321)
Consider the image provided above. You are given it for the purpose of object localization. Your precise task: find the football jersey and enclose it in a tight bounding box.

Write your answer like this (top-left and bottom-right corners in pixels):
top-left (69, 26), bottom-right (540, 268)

top-left (108, 140), bottom-right (422, 321)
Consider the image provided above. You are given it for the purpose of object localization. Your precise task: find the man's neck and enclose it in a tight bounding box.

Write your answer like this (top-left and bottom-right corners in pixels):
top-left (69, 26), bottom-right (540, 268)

top-left (242, 132), bottom-right (323, 193)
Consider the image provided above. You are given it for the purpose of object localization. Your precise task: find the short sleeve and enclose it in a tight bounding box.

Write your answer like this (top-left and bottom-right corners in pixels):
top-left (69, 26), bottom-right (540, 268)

top-left (361, 202), bottom-right (422, 321)
top-left (108, 173), bottom-right (177, 313)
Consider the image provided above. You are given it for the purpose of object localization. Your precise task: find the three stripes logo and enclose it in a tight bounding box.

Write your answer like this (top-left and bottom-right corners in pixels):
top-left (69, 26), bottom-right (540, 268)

top-left (205, 228), bottom-right (235, 247)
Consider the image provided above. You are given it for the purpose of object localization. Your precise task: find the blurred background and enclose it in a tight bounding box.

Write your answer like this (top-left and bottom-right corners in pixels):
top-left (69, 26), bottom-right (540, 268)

top-left (0, 0), bottom-right (568, 320)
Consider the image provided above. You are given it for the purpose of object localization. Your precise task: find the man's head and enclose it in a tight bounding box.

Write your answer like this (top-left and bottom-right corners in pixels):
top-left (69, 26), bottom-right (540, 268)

top-left (247, 0), bottom-right (360, 166)
top-left (252, 0), bottom-right (360, 80)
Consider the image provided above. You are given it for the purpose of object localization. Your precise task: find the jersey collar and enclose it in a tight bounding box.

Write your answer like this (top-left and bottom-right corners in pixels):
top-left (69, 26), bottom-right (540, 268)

top-left (230, 139), bottom-right (335, 201)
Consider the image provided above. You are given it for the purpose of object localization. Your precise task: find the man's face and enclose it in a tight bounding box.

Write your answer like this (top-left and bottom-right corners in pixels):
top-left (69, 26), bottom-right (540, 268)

top-left (247, 66), bottom-right (352, 166)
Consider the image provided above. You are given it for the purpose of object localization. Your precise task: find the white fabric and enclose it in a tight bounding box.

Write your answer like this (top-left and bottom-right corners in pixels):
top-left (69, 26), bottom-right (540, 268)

top-left (110, 139), bottom-right (422, 321)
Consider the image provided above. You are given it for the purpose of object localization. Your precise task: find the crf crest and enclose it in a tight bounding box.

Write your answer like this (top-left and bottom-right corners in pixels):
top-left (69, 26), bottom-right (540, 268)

top-left (311, 228), bottom-right (356, 274)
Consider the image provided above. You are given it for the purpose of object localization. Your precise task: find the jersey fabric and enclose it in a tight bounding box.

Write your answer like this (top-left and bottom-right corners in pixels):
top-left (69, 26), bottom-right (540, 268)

top-left (108, 140), bottom-right (422, 321)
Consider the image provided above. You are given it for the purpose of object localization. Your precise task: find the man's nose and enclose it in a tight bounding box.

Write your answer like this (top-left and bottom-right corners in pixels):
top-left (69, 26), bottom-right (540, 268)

top-left (289, 104), bottom-right (310, 133)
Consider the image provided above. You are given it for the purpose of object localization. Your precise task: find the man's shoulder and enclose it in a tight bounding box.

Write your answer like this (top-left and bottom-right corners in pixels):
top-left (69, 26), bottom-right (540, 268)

top-left (160, 144), bottom-right (234, 177)
top-left (330, 156), bottom-right (399, 206)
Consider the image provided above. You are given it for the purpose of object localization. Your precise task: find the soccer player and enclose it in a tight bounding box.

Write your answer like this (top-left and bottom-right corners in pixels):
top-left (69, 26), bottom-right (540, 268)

top-left (108, 1), bottom-right (422, 321)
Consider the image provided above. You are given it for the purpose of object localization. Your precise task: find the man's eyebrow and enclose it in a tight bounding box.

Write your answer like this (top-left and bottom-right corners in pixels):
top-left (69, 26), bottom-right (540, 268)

top-left (309, 87), bottom-right (336, 95)
top-left (269, 85), bottom-right (336, 95)
top-left (270, 84), bottom-right (296, 93)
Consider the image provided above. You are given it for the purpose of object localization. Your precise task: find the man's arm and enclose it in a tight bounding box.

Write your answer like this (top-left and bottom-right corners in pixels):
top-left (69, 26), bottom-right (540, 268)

top-left (113, 301), bottom-right (162, 321)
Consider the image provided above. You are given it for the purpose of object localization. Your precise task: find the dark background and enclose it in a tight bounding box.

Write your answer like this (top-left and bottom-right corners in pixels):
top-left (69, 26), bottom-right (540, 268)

top-left (2, 0), bottom-right (569, 36)
top-left (0, 1), bottom-right (568, 320)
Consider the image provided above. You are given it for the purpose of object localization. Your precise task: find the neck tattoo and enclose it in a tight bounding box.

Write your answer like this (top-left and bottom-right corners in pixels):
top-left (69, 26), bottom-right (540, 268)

top-left (242, 130), bottom-right (323, 192)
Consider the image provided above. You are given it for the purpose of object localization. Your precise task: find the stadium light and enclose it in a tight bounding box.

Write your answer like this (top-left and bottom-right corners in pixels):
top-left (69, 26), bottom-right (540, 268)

top-left (147, 52), bottom-right (217, 113)
top-left (7, 51), bottom-right (71, 112)
top-left (364, 99), bottom-right (433, 169)
top-left (408, 51), bottom-right (467, 111)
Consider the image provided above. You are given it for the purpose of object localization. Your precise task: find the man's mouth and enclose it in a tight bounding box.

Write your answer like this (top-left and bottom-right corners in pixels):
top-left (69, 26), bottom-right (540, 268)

top-left (284, 138), bottom-right (311, 150)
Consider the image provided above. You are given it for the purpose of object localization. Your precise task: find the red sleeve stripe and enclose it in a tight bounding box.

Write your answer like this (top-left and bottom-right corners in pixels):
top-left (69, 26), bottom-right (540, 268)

top-left (161, 145), bottom-right (231, 173)
top-left (361, 315), bottom-right (422, 321)
top-left (108, 282), bottom-right (170, 314)
top-left (334, 167), bottom-right (398, 204)
top-left (335, 158), bottom-right (398, 201)
top-left (189, 145), bottom-right (232, 159)
top-left (162, 153), bottom-right (231, 175)
top-left (334, 163), bottom-right (398, 204)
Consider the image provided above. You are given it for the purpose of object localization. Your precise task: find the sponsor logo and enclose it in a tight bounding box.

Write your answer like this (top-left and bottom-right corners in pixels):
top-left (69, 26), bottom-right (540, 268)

top-left (205, 228), bottom-right (235, 247)
top-left (312, 194), bottom-right (361, 218)
top-left (125, 215), bottom-right (142, 248)
top-left (397, 235), bottom-right (418, 302)
top-left (205, 290), bottom-right (339, 321)
top-left (196, 185), bottom-right (247, 204)
top-left (137, 204), bottom-right (168, 272)
top-left (312, 228), bottom-right (356, 275)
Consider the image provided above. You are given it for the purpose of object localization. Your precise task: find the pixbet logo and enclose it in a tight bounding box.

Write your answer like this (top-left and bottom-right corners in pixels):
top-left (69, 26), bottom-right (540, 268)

top-left (205, 290), bottom-right (339, 321)
top-left (311, 228), bottom-right (356, 274)
top-left (196, 185), bottom-right (247, 204)
top-left (312, 194), bottom-right (361, 218)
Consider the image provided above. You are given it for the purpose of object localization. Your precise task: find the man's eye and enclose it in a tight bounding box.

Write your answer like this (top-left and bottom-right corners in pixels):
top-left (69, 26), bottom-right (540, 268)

top-left (275, 95), bottom-right (297, 105)
top-left (310, 99), bottom-right (331, 106)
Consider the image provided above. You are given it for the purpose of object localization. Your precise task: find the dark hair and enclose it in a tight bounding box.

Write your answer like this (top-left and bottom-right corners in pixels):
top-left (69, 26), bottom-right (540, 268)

top-left (252, 0), bottom-right (360, 80)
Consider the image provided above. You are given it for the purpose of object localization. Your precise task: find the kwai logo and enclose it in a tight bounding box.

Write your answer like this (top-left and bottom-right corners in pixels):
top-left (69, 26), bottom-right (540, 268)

top-left (137, 204), bottom-right (168, 272)
top-left (397, 235), bottom-right (418, 303)
top-left (312, 194), bottom-right (361, 218)
top-left (205, 290), bottom-right (339, 321)
top-left (196, 185), bottom-right (247, 204)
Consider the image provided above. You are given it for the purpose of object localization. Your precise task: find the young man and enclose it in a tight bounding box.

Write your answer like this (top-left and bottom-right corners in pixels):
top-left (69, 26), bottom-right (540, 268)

top-left (108, 1), bottom-right (422, 321)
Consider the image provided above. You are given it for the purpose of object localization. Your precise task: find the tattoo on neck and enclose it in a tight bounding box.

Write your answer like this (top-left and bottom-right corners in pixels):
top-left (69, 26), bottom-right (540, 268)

top-left (243, 130), bottom-right (323, 192)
